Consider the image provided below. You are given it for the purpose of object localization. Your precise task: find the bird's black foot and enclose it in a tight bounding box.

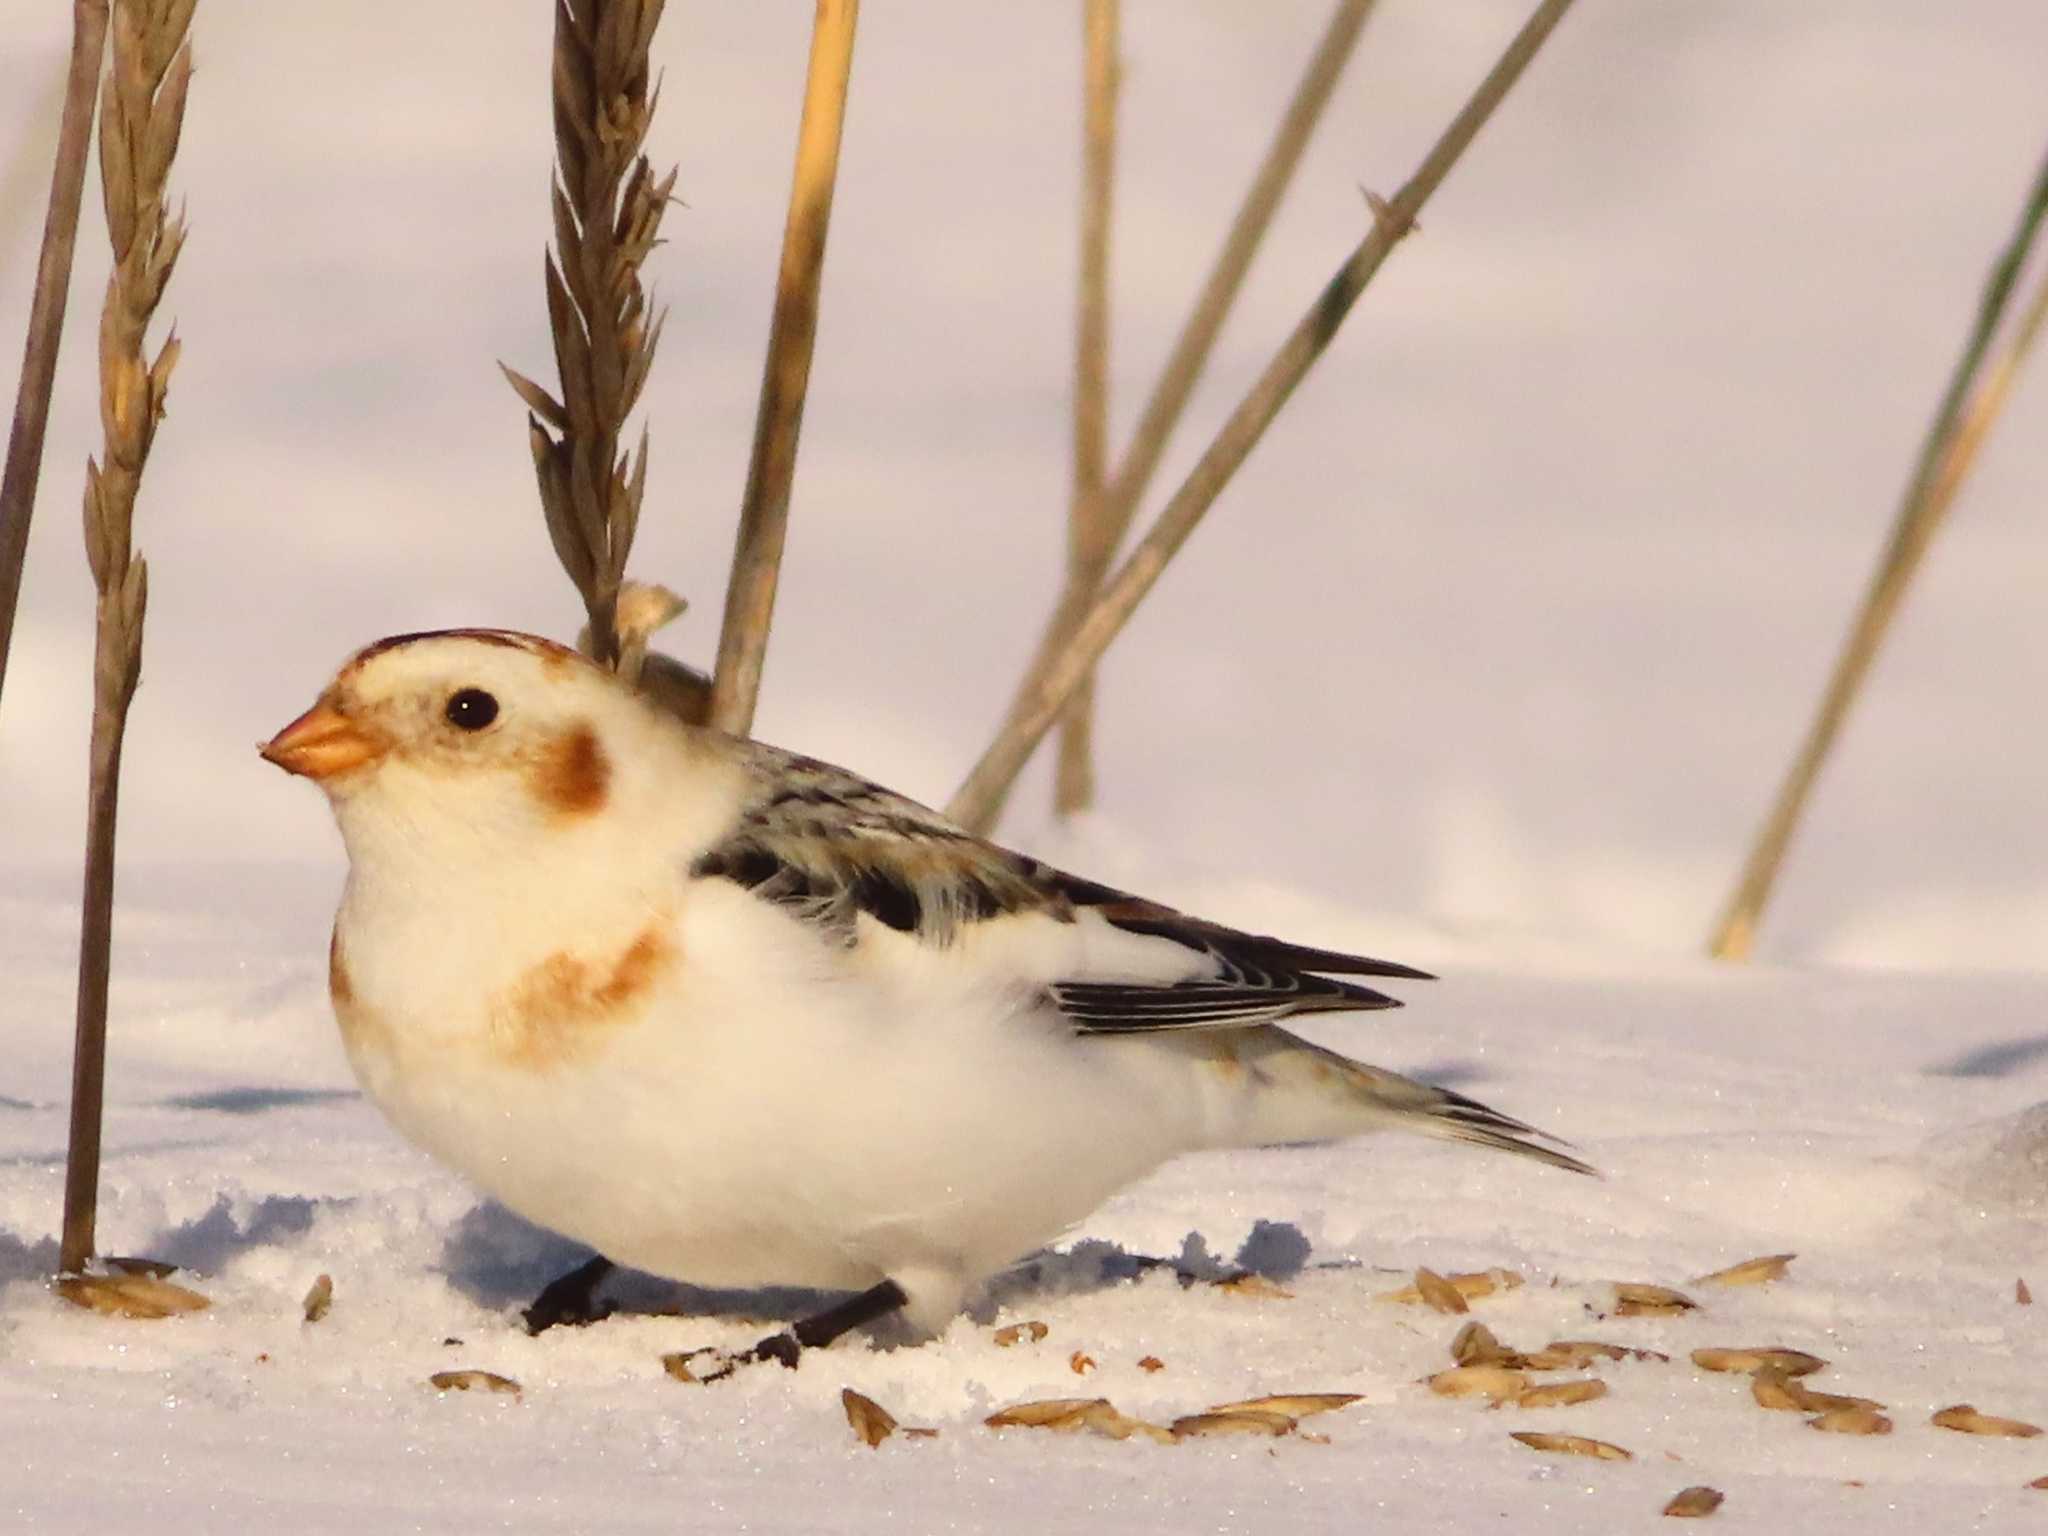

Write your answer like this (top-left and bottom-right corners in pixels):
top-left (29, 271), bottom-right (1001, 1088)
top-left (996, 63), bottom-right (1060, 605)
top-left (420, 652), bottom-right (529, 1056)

top-left (662, 1278), bottom-right (908, 1384)
top-left (523, 1254), bottom-right (618, 1335)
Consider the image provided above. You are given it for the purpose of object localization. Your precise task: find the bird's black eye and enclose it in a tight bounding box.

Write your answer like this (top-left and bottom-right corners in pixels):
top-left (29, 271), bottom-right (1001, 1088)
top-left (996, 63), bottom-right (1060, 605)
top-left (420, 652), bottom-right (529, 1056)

top-left (444, 687), bottom-right (499, 732)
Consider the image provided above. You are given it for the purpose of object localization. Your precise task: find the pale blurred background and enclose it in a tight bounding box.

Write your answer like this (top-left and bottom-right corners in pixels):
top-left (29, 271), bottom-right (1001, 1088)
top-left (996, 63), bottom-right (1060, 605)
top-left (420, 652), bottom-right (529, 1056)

top-left (2, 0), bottom-right (2044, 966)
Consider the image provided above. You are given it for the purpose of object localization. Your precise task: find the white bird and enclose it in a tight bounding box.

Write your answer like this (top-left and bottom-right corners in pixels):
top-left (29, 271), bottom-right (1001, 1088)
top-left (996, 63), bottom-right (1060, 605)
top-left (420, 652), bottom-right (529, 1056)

top-left (262, 628), bottom-right (1585, 1375)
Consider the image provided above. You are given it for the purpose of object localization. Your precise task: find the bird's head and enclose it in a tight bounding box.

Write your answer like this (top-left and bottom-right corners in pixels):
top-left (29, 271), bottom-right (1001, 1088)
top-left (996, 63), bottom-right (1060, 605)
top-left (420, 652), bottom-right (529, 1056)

top-left (261, 629), bottom-right (673, 866)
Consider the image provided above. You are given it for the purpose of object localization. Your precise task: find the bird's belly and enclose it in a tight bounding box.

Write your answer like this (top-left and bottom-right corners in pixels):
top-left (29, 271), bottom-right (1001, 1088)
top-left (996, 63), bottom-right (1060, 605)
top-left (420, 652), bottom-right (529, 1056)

top-left (344, 989), bottom-right (1196, 1295)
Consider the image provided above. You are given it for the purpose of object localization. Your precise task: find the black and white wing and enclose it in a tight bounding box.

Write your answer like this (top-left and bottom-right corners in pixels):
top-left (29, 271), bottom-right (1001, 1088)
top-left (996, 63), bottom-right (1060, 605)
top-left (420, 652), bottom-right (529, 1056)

top-left (688, 741), bottom-right (1430, 1033)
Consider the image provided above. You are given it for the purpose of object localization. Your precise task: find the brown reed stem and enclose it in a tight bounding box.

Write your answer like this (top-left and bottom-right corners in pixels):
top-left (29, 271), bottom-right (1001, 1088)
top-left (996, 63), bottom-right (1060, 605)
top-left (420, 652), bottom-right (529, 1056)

top-left (0, 1), bottom-right (111, 709)
top-left (1053, 0), bottom-right (1121, 816)
top-left (708, 0), bottom-right (861, 738)
top-left (979, 0), bottom-right (1378, 831)
top-left (504, 0), bottom-right (675, 677)
top-left (63, 0), bottom-right (193, 1277)
top-left (1707, 148), bottom-right (2048, 961)
top-left (948, 0), bottom-right (1574, 834)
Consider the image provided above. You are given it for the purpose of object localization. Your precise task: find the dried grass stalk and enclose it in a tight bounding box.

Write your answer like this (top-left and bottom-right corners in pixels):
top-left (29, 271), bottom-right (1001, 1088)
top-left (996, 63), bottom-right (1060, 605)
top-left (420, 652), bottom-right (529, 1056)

top-left (1053, 0), bottom-right (1120, 815)
top-left (61, 0), bottom-right (193, 1279)
top-left (947, 0), bottom-right (1580, 834)
top-left (0, 0), bottom-right (113, 701)
top-left (1053, 0), bottom-right (1375, 820)
top-left (1708, 146), bottom-right (2048, 959)
top-left (504, 0), bottom-right (676, 676)
top-left (707, 0), bottom-right (861, 737)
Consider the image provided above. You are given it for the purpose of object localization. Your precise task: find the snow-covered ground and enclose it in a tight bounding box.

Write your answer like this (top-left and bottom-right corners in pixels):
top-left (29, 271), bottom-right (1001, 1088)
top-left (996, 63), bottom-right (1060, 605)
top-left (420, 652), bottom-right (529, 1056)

top-left (1, 866), bottom-right (2044, 1531)
top-left (3, 1), bottom-right (2046, 1529)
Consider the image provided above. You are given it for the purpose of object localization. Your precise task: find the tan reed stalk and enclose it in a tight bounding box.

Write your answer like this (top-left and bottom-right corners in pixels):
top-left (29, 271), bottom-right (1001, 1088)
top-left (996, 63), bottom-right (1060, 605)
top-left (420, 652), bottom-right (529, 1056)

top-left (707, 0), bottom-right (861, 738)
top-left (1053, 0), bottom-right (1121, 815)
top-left (503, 0), bottom-right (675, 678)
top-left (947, 0), bottom-right (1577, 834)
top-left (975, 0), bottom-right (1378, 831)
top-left (0, 0), bottom-right (112, 708)
top-left (1707, 149), bottom-right (2048, 961)
top-left (62, 0), bottom-right (193, 1277)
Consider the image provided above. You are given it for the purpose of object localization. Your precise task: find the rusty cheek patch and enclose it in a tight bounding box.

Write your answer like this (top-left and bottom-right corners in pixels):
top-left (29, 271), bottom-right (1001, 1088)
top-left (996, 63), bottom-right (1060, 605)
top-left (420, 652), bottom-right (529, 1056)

top-left (530, 723), bottom-right (611, 816)
top-left (487, 920), bottom-right (674, 1071)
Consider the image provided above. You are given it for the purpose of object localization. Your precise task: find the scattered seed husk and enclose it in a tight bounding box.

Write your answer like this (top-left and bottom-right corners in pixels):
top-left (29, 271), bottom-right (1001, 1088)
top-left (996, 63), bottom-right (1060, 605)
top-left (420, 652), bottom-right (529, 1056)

top-left (1138, 1356), bottom-right (1166, 1373)
top-left (2019, 1277), bottom-right (2033, 1306)
top-left (1663, 1485), bottom-right (1725, 1518)
top-left (1511, 1431), bottom-right (1631, 1461)
top-left (1612, 1282), bottom-right (1698, 1317)
top-left (1516, 1379), bottom-right (1608, 1409)
top-left (1415, 1266), bottom-right (1470, 1315)
top-left (1212, 1273), bottom-right (1293, 1300)
top-left (1808, 1406), bottom-right (1891, 1436)
top-left (984, 1396), bottom-right (1173, 1442)
top-left (429, 1369), bottom-right (521, 1396)
top-left (1171, 1410), bottom-right (1296, 1439)
top-left (1528, 1339), bottom-right (1668, 1369)
top-left (2029, 1474), bottom-right (2048, 1489)
top-left (1382, 1268), bottom-right (1523, 1305)
top-left (1751, 1370), bottom-right (1810, 1412)
top-left (55, 1272), bottom-right (210, 1319)
top-left (1208, 1393), bottom-right (1360, 1420)
top-left (1453, 1321), bottom-right (1520, 1367)
top-left (993, 1320), bottom-right (1049, 1347)
top-left (1428, 1366), bottom-right (1530, 1403)
top-left (302, 1273), bottom-right (333, 1323)
top-left (1694, 1254), bottom-right (1794, 1288)
top-left (988, 1397), bottom-right (1108, 1429)
top-left (1691, 1347), bottom-right (1825, 1378)
top-left (841, 1388), bottom-right (898, 1448)
top-left (1931, 1404), bottom-right (2043, 1438)
top-left (903, 1427), bottom-right (941, 1440)
top-left (1069, 1350), bottom-right (1097, 1375)
top-left (1794, 1386), bottom-right (1887, 1414)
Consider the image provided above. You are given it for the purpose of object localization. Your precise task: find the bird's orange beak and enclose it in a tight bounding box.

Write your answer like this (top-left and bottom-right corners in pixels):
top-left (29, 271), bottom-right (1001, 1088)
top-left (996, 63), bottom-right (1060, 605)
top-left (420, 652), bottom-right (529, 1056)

top-left (260, 696), bottom-right (386, 781)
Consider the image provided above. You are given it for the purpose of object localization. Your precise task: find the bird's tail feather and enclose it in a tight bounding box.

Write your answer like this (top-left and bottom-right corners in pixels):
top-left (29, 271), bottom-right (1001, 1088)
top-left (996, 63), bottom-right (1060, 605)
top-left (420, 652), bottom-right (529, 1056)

top-left (1219, 1029), bottom-right (1595, 1177)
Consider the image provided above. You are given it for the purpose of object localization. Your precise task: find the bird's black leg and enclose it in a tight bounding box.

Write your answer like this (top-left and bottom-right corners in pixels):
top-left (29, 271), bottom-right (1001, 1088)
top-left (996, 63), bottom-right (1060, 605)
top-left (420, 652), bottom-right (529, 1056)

top-left (667, 1279), bottom-right (909, 1382)
top-left (523, 1254), bottom-right (618, 1334)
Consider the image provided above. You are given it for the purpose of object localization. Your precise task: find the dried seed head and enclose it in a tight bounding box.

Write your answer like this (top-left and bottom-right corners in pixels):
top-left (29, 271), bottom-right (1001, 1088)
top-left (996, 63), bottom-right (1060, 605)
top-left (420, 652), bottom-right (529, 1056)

top-left (1663, 1486), bottom-right (1725, 1518)
top-left (841, 1388), bottom-right (898, 1448)
top-left (1931, 1405), bottom-right (2043, 1438)
top-left (1691, 1347), bottom-right (1826, 1378)
top-left (1510, 1431), bottom-right (1631, 1461)
top-left (1694, 1254), bottom-right (1795, 1288)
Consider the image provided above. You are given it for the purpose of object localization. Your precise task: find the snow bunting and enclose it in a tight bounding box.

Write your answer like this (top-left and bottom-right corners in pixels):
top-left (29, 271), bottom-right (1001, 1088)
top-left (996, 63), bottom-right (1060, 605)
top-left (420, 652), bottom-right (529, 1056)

top-left (262, 628), bottom-right (1585, 1373)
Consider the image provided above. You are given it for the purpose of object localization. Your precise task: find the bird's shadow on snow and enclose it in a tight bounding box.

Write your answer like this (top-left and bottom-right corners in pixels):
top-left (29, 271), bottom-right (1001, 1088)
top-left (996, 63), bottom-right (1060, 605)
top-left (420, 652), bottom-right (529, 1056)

top-left (1926, 1034), bottom-right (2048, 1079)
top-left (436, 1200), bottom-right (1317, 1333)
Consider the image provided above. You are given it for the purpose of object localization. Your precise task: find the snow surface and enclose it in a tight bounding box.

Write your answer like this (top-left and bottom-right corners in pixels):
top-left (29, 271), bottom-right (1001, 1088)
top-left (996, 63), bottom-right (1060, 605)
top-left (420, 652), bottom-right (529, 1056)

top-left (3, 0), bottom-right (2047, 1530)
top-left (1, 866), bottom-right (2045, 1532)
